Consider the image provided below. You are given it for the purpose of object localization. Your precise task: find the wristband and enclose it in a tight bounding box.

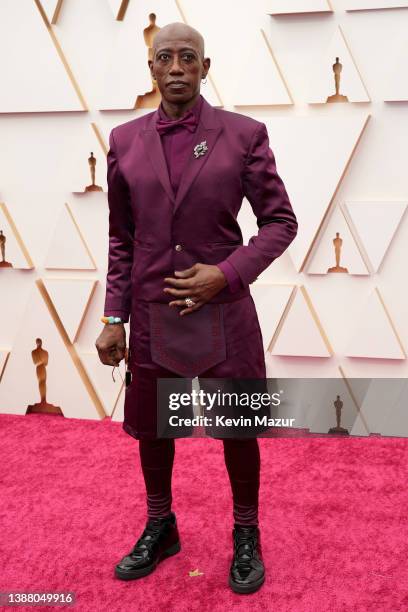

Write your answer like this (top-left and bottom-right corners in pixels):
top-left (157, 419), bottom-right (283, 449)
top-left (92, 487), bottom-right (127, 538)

top-left (101, 316), bottom-right (123, 324)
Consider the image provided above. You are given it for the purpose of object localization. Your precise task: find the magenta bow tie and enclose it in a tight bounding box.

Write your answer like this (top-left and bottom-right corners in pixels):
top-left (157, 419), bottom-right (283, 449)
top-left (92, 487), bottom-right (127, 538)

top-left (156, 109), bottom-right (197, 135)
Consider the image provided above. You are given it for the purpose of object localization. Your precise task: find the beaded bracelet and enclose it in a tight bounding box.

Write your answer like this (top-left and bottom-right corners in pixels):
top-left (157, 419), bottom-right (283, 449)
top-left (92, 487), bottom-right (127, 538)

top-left (101, 316), bottom-right (123, 324)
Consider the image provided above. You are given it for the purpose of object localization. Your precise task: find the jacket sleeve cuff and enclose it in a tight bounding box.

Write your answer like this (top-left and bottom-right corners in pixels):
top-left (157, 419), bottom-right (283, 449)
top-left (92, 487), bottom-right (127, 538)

top-left (103, 310), bottom-right (130, 323)
top-left (216, 261), bottom-right (244, 293)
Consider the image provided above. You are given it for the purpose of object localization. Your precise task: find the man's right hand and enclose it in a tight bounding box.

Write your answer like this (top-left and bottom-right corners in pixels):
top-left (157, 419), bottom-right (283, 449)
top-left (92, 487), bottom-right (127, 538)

top-left (95, 323), bottom-right (126, 366)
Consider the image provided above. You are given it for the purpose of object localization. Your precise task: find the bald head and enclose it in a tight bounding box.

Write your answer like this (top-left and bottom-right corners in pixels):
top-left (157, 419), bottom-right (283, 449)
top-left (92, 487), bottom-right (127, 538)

top-left (152, 22), bottom-right (205, 59)
top-left (148, 21), bottom-right (210, 112)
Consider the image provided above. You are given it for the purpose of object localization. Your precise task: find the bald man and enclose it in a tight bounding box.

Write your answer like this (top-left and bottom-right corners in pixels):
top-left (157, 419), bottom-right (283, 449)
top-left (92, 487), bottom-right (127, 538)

top-left (96, 22), bottom-right (297, 594)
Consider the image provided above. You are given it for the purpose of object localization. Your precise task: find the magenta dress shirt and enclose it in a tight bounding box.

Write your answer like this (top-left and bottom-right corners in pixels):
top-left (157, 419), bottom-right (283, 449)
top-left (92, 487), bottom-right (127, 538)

top-left (156, 94), bottom-right (243, 293)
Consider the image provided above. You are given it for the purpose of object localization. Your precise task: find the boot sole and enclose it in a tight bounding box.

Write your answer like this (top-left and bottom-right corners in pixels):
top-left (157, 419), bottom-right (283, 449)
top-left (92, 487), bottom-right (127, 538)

top-left (114, 541), bottom-right (181, 581)
top-left (229, 573), bottom-right (265, 594)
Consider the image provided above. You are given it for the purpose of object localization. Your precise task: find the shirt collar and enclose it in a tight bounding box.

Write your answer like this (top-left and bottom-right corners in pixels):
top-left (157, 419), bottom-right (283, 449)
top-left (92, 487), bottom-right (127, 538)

top-left (157, 94), bottom-right (203, 123)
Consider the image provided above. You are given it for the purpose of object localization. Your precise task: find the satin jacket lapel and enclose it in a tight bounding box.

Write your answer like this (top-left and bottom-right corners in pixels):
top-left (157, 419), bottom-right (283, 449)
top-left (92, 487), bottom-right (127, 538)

top-left (141, 113), bottom-right (176, 206)
top-left (174, 117), bottom-right (223, 215)
top-left (141, 98), bottom-right (223, 214)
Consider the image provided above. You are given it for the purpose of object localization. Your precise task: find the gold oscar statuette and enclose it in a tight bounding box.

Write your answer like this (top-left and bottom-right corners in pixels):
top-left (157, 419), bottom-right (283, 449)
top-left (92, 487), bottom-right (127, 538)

top-left (135, 13), bottom-right (162, 109)
top-left (26, 338), bottom-right (62, 415)
top-left (0, 229), bottom-right (13, 268)
top-left (84, 152), bottom-right (103, 192)
top-left (328, 395), bottom-right (349, 435)
top-left (327, 232), bottom-right (348, 273)
top-left (327, 57), bottom-right (349, 103)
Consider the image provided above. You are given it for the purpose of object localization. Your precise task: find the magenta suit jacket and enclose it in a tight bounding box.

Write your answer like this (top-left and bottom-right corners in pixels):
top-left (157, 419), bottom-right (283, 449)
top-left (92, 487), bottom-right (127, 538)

top-left (104, 96), bottom-right (298, 323)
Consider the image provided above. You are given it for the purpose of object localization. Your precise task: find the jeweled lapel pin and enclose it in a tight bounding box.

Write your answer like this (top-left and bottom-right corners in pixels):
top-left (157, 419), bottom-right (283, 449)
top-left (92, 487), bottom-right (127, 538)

top-left (193, 140), bottom-right (208, 158)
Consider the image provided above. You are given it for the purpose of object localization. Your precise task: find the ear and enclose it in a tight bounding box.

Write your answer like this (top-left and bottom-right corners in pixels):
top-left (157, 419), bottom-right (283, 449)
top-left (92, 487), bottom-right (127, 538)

top-left (148, 59), bottom-right (155, 79)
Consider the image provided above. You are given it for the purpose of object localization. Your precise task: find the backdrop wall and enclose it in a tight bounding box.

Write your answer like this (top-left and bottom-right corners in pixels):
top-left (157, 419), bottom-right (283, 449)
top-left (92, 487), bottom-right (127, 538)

top-left (1, 0), bottom-right (408, 434)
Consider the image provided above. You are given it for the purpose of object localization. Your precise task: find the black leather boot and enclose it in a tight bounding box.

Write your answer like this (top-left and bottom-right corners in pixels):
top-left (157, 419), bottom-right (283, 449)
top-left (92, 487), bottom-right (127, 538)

top-left (229, 524), bottom-right (265, 594)
top-left (115, 511), bottom-right (180, 580)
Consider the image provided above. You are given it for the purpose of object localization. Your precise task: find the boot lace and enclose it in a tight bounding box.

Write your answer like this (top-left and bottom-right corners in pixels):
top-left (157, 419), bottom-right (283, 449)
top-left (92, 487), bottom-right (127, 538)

top-left (234, 529), bottom-right (258, 576)
top-left (132, 521), bottom-right (164, 557)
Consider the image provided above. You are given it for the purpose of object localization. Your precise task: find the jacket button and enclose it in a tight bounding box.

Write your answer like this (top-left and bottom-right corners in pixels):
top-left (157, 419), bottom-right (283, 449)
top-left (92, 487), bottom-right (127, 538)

top-left (174, 244), bottom-right (183, 252)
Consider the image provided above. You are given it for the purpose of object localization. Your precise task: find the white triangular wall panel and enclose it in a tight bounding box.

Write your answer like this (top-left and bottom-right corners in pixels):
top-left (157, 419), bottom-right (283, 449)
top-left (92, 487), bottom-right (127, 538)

top-left (111, 384), bottom-right (125, 422)
top-left (172, 0), bottom-right (241, 107)
top-left (0, 203), bottom-right (33, 269)
top-left (98, 21), bottom-right (151, 109)
top-left (381, 380), bottom-right (408, 437)
top-left (43, 279), bottom-right (97, 343)
top-left (44, 203), bottom-right (96, 270)
top-left (97, 116), bottom-right (142, 154)
top-left (345, 289), bottom-right (406, 359)
top-left (39, 0), bottom-right (63, 23)
top-left (80, 352), bottom-right (123, 417)
top-left (99, 0), bottom-right (182, 110)
top-left (269, 0), bottom-right (332, 14)
top-left (107, 0), bottom-right (126, 19)
top-left (69, 192), bottom-right (109, 270)
top-left (0, 0), bottom-right (82, 113)
top-left (381, 15), bottom-right (408, 102)
top-left (0, 350), bottom-right (10, 381)
top-left (233, 29), bottom-right (292, 106)
top-left (340, 375), bottom-right (372, 410)
top-left (262, 114), bottom-right (369, 272)
top-left (345, 0), bottom-right (408, 9)
top-left (266, 353), bottom-right (339, 378)
top-left (350, 413), bottom-right (370, 436)
top-left (343, 377), bottom-right (379, 436)
top-left (343, 201), bottom-right (407, 272)
top-left (308, 27), bottom-right (370, 104)
top-left (384, 38), bottom-right (408, 100)
top-left (250, 284), bottom-right (295, 351)
top-left (270, 287), bottom-right (332, 357)
top-left (353, 379), bottom-right (405, 435)
top-left (201, 79), bottom-right (223, 107)
top-left (0, 283), bottom-right (101, 419)
top-left (307, 206), bottom-right (369, 275)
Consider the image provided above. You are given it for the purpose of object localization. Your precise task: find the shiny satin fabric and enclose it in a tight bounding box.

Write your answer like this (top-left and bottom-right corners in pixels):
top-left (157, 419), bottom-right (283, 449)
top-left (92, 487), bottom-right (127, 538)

top-left (124, 295), bottom-right (266, 440)
top-left (103, 95), bottom-right (298, 313)
top-left (148, 302), bottom-right (226, 378)
top-left (104, 96), bottom-right (298, 440)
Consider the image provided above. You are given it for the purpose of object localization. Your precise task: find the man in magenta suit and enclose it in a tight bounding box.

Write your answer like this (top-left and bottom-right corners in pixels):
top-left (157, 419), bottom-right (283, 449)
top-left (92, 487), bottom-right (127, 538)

top-left (96, 22), bottom-right (297, 594)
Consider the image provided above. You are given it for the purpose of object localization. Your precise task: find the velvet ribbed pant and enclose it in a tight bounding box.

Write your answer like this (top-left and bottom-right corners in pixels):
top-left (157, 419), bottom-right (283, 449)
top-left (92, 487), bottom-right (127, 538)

top-left (138, 437), bottom-right (260, 526)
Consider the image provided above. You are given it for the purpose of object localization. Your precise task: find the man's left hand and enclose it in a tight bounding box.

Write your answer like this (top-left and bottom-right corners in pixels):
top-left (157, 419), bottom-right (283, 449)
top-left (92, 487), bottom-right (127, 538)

top-left (163, 263), bottom-right (227, 315)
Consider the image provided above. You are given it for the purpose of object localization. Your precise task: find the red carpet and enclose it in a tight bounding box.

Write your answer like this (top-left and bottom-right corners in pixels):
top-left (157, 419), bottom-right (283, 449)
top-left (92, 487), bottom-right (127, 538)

top-left (1, 413), bottom-right (407, 612)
